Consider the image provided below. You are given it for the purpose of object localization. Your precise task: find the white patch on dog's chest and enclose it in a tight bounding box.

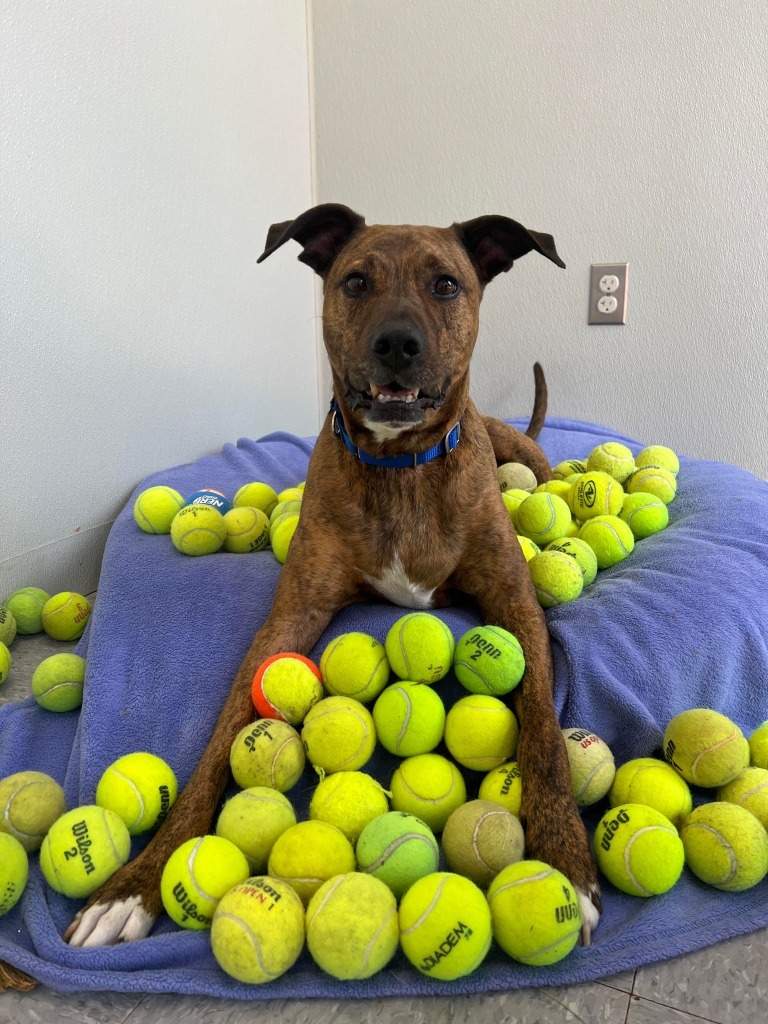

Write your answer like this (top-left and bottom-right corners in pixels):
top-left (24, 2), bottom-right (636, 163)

top-left (363, 556), bottom-right (435, 609)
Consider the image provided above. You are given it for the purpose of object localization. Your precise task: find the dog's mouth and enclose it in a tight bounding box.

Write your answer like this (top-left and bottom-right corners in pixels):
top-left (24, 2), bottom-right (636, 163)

top-left (347, 381), bottom-right (447, 413)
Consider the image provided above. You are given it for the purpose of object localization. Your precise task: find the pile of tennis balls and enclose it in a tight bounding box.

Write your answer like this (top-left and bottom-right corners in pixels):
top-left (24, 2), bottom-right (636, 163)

top-left (133, 481), bottom-right (305, 564)
top-left (499, 442), bottom-right (679, 608)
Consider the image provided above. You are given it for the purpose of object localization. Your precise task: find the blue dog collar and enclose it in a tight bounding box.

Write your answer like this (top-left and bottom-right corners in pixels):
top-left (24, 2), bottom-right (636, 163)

top-left (331, 399), bottom-right (461, 468)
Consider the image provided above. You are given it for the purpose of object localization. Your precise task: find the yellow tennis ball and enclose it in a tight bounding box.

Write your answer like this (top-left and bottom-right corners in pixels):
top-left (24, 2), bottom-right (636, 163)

top-left (215, 787), bottom-right (296, 871)
top-left (0, 771), bottom-right (67, 851)
top-left (478, 761), bottom-right (522, 816)
top-left (384, 612), bottom-right (455, 684)
top-left (268, 820), bottom-right (356, 905)
top-left (95, 752), bottom-right (178, 835)
top-left (320, 631), bottom-right (390, 702)
top-left (569, 471), bottom-right (624, 520)
top-left (635, 445), bottom-right (680, 476)
top-left (41, 592), bottom-right (92, 641)
top-left (251, 653), bottom-right (323, 725)
top-left (0, 642), bottom-right (10, 686)
top-left (594, 804), bottom-right (684, 896)
top-left (578, 515), bottom-right (635, 568)
top-left (619, 491), bottom-right (669, 539)
top-left (487, 859), bottom-right (582, 965)
top-left (552, 459), bottom-right (587, 480)
top-left (625, 466), bottom-right (677, 504)
top-left (445, 695), bottom-right (518, 771)
top-left (608, 757), bottom-right (692, 828)
top-left (233, 481), bottom-right (279, 517)
top-left (535, 480), bottom-right (573, 500)
top-left (562, 727), bottom-right (616, 807)
top-left (373, 681), bottom-right (446, 756)
top-left (222, 507), bottom-right (270, 553)
top-left (161, 835), bottom-right (250, 929)
top-left (277, 486), bottom-right (304, 504)
top-left (718, 767), bottom-right (768, 828)
top-left (211, 876), bottom-right (305, 983)
top-left (4, 587), bottom-right (50, 635)
top-left (355, 811), bottom-right (440, 899)
top-left (399, 872), bottom-right (492, 979)
top-left (306, 872), bottom-right (399, 980)
top-left (545, 536), bottom-right (598, 586)
top-left (389, 753), bottom-right (467, 833)
top-left (497, 462), bottom-right (537, 493)
top-left (663, 708), bottom-right (749, 787)
top-left (133, 486), bottom-right (185, 534)
top-left (453, 625), bottom-right (525, 696)
top-left (586, 442), bottom-right (636, 483)
top-left (301, 696), bottom-right (376, 774)
top-left (681, 802), bottom-right (768, 891)
top-left (309, 770), bottom-right (389, 843)
top-left (516, 534), bottom-right (540, 562)
top-left (170, 506), bottom-right (227, 556)
top-left (0, 834), bottom-right (28, 917)
top-left (501, 487), bottom-right (531, 523)
top-left (441, 799), bottom-right (525, 887)
top-left (230, 719), bottom-right (305, 792)
top-left (269, 498), bottom-right (302, 523)
top-left (31, 653), bottom-right (86, 712)
top-left (528, 550), bottom-right (584, 607)
top-left (749, 721), bottom-right (768, 768)
top-left (0, 606), bottom-right (16, 647)
top-left (40, 805), bottom-right (131, 898)
top-left (270, 513), bottom-right (300, 564)
top-left (515, 493), bottom-right (572, 546)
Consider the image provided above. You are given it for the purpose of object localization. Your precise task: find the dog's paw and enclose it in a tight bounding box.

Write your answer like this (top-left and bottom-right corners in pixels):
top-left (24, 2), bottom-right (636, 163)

top-left (64, 894), bottom-right (155, 947)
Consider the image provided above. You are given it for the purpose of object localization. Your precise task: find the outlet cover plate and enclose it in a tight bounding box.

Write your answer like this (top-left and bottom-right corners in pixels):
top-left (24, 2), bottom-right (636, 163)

top-left (589, 262), bottom-right (628, 324)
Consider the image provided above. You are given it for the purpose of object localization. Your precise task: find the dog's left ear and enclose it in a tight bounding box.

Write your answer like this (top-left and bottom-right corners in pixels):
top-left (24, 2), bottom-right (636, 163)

top-left (257, 203), bottom-right (366, 276)
top-left (453, 215), bottom-right (566, 284)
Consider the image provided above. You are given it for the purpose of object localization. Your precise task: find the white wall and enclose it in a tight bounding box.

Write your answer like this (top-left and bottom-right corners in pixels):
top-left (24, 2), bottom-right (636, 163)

top-left (311, 0), bottom-right (768, 476)
top-left (1, 0), bottom-right (316, 596)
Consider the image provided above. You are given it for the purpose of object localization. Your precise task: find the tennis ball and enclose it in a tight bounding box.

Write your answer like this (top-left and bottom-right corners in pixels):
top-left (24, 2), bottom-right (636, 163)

top-left (267, 820), bottom-right (356, 904)
top-left (501, 487), bottom-right (531, 522)
top-left (478, 761), bottom-right (523, 816)
top-left (625, 467), bottom-right (677, 505)
top-left (663, 709), bottom-right (749, 787)
top-left (301, 696), bottom-right (376, 774)
top-left (0, 606), bottom-right (16, 647)
top-left (211, 876), bottom-right (305, 983)
top-left (619, 492), bottom-right (669, 539)
top-left (230, 719), bottom-right (305, 792)
top-left (578, 515), bottom-right (635, 568)
top-left (40, 805), bottom-right (131, 898)
top-left (0, 834), bottom-right (28, 917)
top-left (170, 505), bottom-right (227, 556)
top-left (487, 859), bottom-right (581, 964)
top-left (384, 612), bottom-right (455, 684)
top-left (453, 625), bottom-right (525, 696)
top-left (251, 653), bottom-right (323, 725)
top-left (96, 752), bottom-right (178, 835)
top-left (372, 681), bottom-right (446, 756)
top-left (528, 550), bottom-right (584, 608)
top-left (215, 787), bottom-right (296, 871)
top-left (749, 721), bottom-right (768, 769)
top-left (587, 442), bottom-right (636, 483)
top-left (160, 835), bottom-right (250, 929)
top-left (535, 480), bottom-right (573, 500)
top-left (552, 459), bottom-right (587, 480)
top-left (718, 767), bottom-right (768, 828)
top-left (389, 753), bottom-right (467, 833)
top-left (4, 587), bottom-right (50, 634)
top-left (0, 771), bottom-right (67, 851)
top-left (269, 498), bottom-right (302, 523)
top-left (222, 507), bottom-right (270, 553)
top-left (497, 462), bottom-right (537, 493)
top-left (515, 493), bottom-right (572, 546)
top-left (594, 804), bottom-right (684, 896)
top-left (41, 592), bottom-right (92, 641)
top-left (569, 471), bottom-right (624, 520)
top-left (608, 757), bottom-right (692, 829)
top-left (31, 653), bottom-right (86, 712)
top-left (681, 802), bottom-right (768, 891)
top-left (132, 486), bottom-right (185, 534)
top-left (445, 695), bottom-right (519, 771)
top-left (277, 486), bottom-right (304, 504)
top-left (320, 631), bottom-right (390, 703)
top-left (635, 445), bottom-right (680, 476)
top-left (356, 811), bottom-right (440, 899)
top-left (306, 873), bottom-right (399, 980)
top-left (545, 536), bottom-right (599, 586)
top-left (562, 727), bottom-right (616, 807)
top-left (309, 770), bottom-right (389, 843)
top-left (442, 799), bottom-right (525, 887)
top-left (516, 535), bottom-right (540, 562)
top-left (270, 513), bottom-right (300, 564)
top-left (233, 481), bottom-right (279, 516)
top-left (0, 642), bottom-right (11, 686)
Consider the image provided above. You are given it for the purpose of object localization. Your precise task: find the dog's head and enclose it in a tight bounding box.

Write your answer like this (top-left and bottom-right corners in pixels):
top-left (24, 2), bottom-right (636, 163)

top-left (258, 204), bottom-right (564, 441)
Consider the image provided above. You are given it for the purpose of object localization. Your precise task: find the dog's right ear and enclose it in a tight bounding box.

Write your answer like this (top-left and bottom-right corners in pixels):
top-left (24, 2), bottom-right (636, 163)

top-left (257, 203), bottom-right (366, 276)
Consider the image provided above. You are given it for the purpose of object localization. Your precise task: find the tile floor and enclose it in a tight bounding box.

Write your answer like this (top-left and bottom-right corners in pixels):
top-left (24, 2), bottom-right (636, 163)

top-left (1, 615), bottom-right (766, 1024)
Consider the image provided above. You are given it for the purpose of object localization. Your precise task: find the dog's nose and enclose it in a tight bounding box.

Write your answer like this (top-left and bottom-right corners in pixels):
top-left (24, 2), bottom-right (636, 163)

top-left (370, 324), bottom-right (424, 375)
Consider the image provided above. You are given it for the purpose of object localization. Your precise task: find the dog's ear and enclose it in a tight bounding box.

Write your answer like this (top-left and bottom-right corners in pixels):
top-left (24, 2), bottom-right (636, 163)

top-left (453, 215), bottom-right (566, 284)
top-left (257, 203), bottom-right (366, 275)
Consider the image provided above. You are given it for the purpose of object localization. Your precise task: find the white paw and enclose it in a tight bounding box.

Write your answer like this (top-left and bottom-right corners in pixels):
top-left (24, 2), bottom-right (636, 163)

top-left (577, 885), bottom-right (602, 947)
top-left (65, 895), bottom-right (155, 947)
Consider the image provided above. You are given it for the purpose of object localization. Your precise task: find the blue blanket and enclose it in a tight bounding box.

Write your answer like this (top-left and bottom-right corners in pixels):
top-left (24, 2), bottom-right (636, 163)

top-left (2, 417), bottom-right (768, 998)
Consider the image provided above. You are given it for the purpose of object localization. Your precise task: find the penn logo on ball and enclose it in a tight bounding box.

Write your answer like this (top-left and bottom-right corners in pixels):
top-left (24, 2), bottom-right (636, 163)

top-left (183, 489), bottom-right (232, 515)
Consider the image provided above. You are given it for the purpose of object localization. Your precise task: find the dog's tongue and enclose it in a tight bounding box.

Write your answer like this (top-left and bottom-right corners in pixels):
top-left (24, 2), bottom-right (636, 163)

top-left (370, 384), bottom-right (420, 403)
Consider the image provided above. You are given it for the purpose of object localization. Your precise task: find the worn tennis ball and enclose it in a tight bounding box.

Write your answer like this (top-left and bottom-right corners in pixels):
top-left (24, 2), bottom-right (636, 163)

top-left (211, 876), bottom-right (305, 983)
top-left (487, 859), bottom-right (582, 964)
top-left (578, 515), bottom-right (635, 568)
top-left (625, 467), bottom-right (677, 504)
top-left (251, 653), bottom-right (323, 725)
top-left (41, 592), bottom-right (92, 641)
top-left (233, 481), bottom-right (279, 516)
top-left (528, 550), bottom-right (584, 608)
top-left (608, 757), bottom-right (692, 829)
top-left (399, 872), bottom-right (493, 979)
top-left (301, 696), bottom-right (376, 774)
top-left (230, 719), bottom-right (305, 792)
top-left (718, 767), bottom-right (768, 828)
top-left (320, 631), bottom-right (390, 703)
top-left (587, 442), bottom-right (636, 483)
top-left (384, 612), bottom-right (455, 684)
top-left (0, 771), bottom-right (67, 851)
top-left (545, 536), bottom-right (599, 587)
top-left (0, 834), bottom-right (28, 917)
top-left (133, 486), bottom-right (185, 534)
top-left (619, 491), bottom-right (669, 539)
top-left (31, 653), bottom-right (86, 712)
top-left (372, 681), bottom-right (446, 756)
top-left (389, 754), bottom-right (467, 833)
top-left (222, 507), bottom-right (270, 553)
top-left (635, 445), bottom-right (680, 477)
top-left (501, 487), bottom-right (531, 523)
top-left (215, 787), bottom-right (297, 871)
top-left (269, 498), bottom-right (303, 524)
top-left (516, 535), bottom-right (540, 562)
top-left (445, 695), bottom-right (519, 771)
top-left (478, 761), bottom-right (523, 816)
top-left (535, 480), bottom-right (573, 501)
top-left (161, 835), bottom-right (250, 929)
top-left (453, 625), bottom-right (525, 696)
top-left (0, 642), bottom-right (12, 686)
top-left (170, 505), bottom-right (227, 556)
top-left (96, 752), bottom-right (178, 834)
top-left (183, 488), bottom-right (231, 514)
top-left (552, 459), bottom-right (587, 481)
top-left (306, 872), bottom-right (399, 980)
top-left (681, 802), bottom-right (768, 891)
top-left (309, 770), bottom-right (389, 843)
top-left (442, 799), bottom-right (525, 887)
top-left (277, 486), bottom-right (304, 504)
top-left (40, 805), bottom-right (131, 898)
top-left (569, 471), bottom-right (624, 520)
top-left (355, 811), bottom-right (440, 899)
top-left (594, 803), bottom-right (684, 896)
top-left (270, 513), bottom-right (300, 564)
top-left (0, 606), bottom-right (16, 647)
top-left (497, 462), bottom-right (537, 493)
top-left (663, 709), bottom-right (749, 787)
top-left (515, 493), bottom-right (572, 546)
top-left (268, 820), bottom-right (356, 905)
top-left (4, 587), bottom-right (50, 634)
top-left (749, 721), bottom-right (768, 769)
top-left (562, 727), bottom-right (616, 807)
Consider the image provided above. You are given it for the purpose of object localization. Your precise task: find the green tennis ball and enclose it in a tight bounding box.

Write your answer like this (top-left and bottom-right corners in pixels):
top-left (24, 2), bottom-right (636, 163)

top-left (445, 695), bottom-right (519, 771)
top-left (501, 488), bottom-right (530, 522)
top-left (453, 626), bottom-right (525, 696)
top-left (586, 442), bottom-right (636, 483)
top-left (528, 550), bottom-right (584, 607)
top-left (681, 802), bottom-right (768, 891)
top-left (40, 805), bottom-right (131, 898)
top-left (625, 467), bottom-right (677, 504)
top-left (0, 642), bottom-right (11, 686)
top-left (487, 859), bottom-right (582, 965)
top-left (309, 770), bottom-right (389, 843)
top-left (441, 799), bottom-right (525, 887)
top-left (0, 834), bottom-right (29, 917)
top-left (96, 752), bottom-right (178, 835)
top-left (211, 876), bottom-right (305, 983)
top-left (133, 486), bottom-right (185, 534)
top-left (161, 835), bottom-right (250, 929)
top-left (222, 507), bottom-right (270, 553)
top-left (545, 537), bottom-right (599, 586)
top-left (749, 721), bottom-right (768, 769)
top-left (718, 767), bottom-right (768, 828)
top-left (306, 872), bottom-right (399, 980)
top-left (569, 471), bottom-right (624, 520)
top-left (268, 820), bottom-right (356, 905)
top-left (516, 535), bottom-right (540, 562)
top-left (384, 612), bottom-right (455, 684)
top-left (170, 505), bottom-right (227, 556)
top-left (320, 631), bottom-right (390, 703)
top-left (515, 493), bottom-right (572, 546)
top-left (389, 753), bottom-right (467, 833)
top-left (230, 719), bottom-right (305, 792)
top-left (663, 708), bottom-right (749, 787)
top-left (233, 481), bottom-right (279, 517)
top-left (355, 811), bottom-right (440, 899)
top-left (578, 515), bottom-right (635, 568)
top-left (594, 804), bottom-right (684, 896)
top-left (269, 498), bottom-right (302, 524)
top-left (4, 587), bottom-right (50, 634)
top-left (619, 492), bottom-right (669, 539)
top-left (552, 459), bottom-right (587, 481)
top-left (31, 653), bottom-right (86, 712)
top-left (608, 757), bottom-right (692, 829)
top-left (399, 872), bottom-right (492, 979)
top-left (497, 462), bottom-right (537, 493)
top-left (301, 696), bottom-right (376, 774)
top-left (562, 727), bottom-right (616, 807)
top-left (215, 787), bottom-right (296, 871)
top-left (478, 761), bottom-right (522, 816)
top-left (0, 606), bottom-right (16, 647)
top-left (270, 513), bottom-right (300, 564)
top-left (0, 771), bottom-right (67, 851)
top-left (635, 445), bottom-right (680, 476)
top-left (41, 592), bottom-right (92, 640)
top-left (372, 681), bottom-right (446, 756)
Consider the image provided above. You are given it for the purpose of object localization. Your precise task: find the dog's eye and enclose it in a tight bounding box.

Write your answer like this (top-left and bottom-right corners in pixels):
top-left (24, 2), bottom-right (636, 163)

top-left (433, 276), bottom-right (459, 298)
top-left (343, 273), bottom-right (368, 297)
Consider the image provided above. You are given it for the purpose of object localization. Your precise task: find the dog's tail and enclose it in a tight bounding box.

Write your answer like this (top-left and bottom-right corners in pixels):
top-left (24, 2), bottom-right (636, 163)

top-left (525, 362), bottom-right (548, 440)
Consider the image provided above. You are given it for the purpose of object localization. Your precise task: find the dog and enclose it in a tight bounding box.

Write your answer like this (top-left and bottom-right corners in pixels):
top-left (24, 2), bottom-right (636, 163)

top-left (64, 204), bottom-right (601, 949)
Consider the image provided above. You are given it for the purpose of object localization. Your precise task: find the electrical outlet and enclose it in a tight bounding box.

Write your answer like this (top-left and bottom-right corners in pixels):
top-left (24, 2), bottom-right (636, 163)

top-left (589, 263), bottom-right (628, 324)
